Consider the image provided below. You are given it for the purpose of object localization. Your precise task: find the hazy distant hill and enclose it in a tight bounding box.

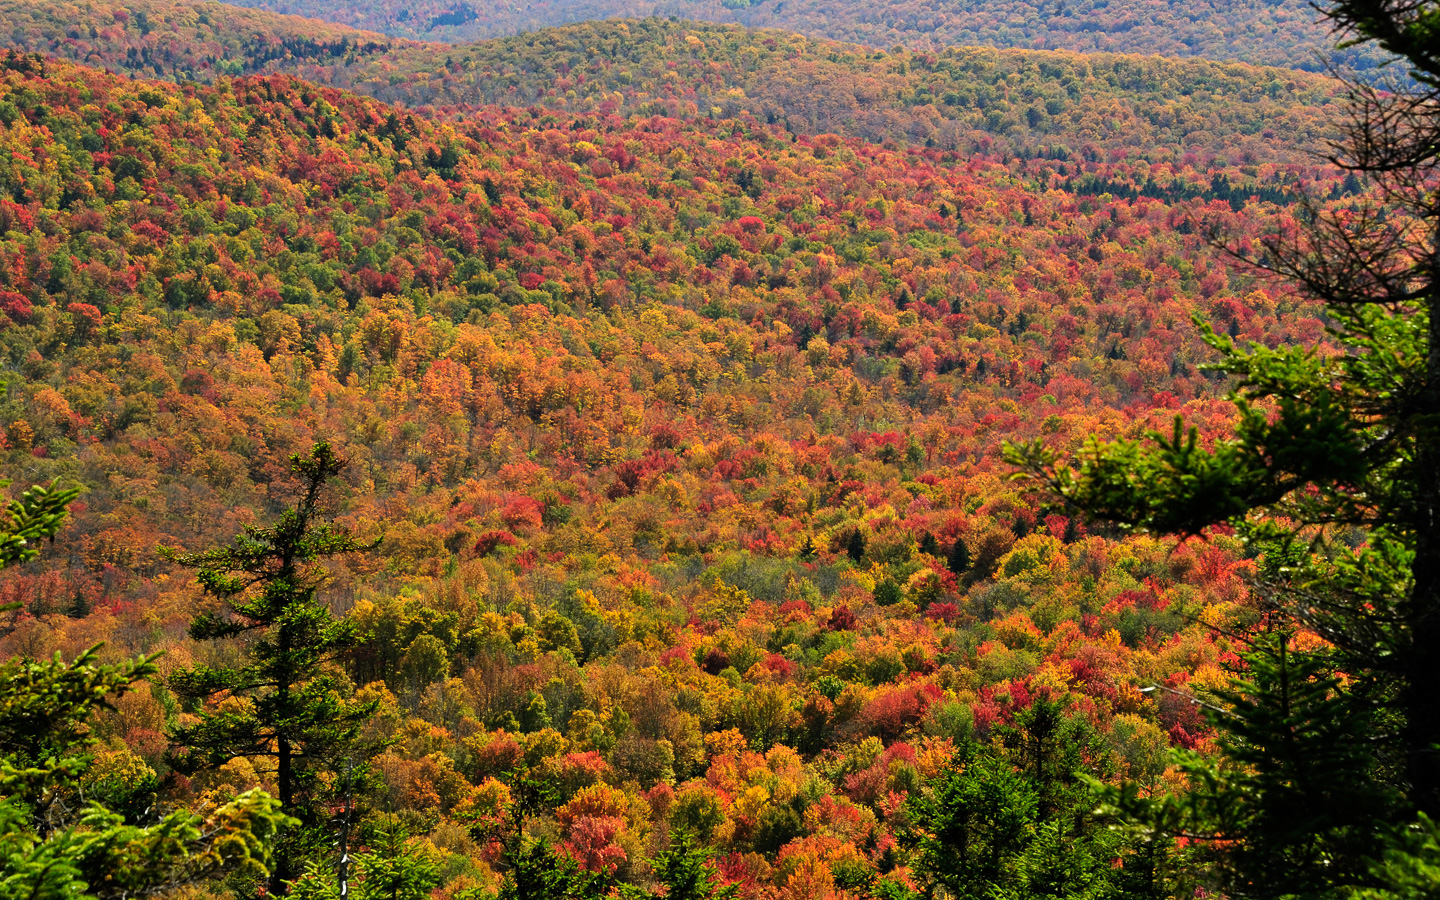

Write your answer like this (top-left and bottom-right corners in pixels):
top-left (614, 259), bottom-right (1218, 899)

top-left (225, 0), bottom-right (1386, 73)
top-left (0, 0), bottom-right (402, 78)
top-left (0, 1), bottom-right (1344, 163)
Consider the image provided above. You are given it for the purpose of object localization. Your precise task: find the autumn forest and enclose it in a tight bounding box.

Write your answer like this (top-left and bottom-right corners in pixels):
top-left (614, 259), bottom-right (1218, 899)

top-left (0, 0), bottom-right (1436, 899)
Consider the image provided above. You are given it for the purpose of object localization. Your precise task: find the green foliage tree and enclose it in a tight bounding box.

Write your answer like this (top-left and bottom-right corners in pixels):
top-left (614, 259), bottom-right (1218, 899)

top-left (1006, 0), bottom-right (1440, 894)
top-left (468, 770), bottom-right (613, 900)
top-left (165, 442), bottom-right (380, 892)
top-left (0, 465), bottom-right (289, 899)
top-left (0, 787), bottom-right (290, 900)
top-left (291, 824), bottom-right (442, 900)
top-left (0, 414), bottom-right (79, 595)
top-left (1, 647), bottom-right (160, 825)
top-left (846, 530), bottom-right (866, 564)
top-left (0, 480), bottom-right (78, 570)
top-left (0, 645), bottom-right (289, 899)
top-left (1325, 0), bottom-right (1438, 80)
top-left (1112, 633), bottom-right (1393, 897)
top-left (906, 750), bottom-right (1038, 899)
top-left (493, 834), bottom-right (606, 900)
top-left (643, 829), bottom-right (737, 900)
top-left (918, 532), bottom-right (940, 558)
top-left (903, 700), bottom-right (1162, 900)
top-left (945, 538), bottom-right (970, 576)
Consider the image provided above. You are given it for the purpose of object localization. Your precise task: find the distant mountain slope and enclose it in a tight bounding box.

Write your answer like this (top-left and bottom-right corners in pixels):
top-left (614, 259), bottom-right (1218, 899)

top-left (0, 57), bottom-right (1320, 890)
top-left (355, 20), bottom-right (1345, 164)
top-left (0, 53), bottom-right (1332, 626)
top-left (225, 0), bottom-right (1387, 73)
top-left (0, 2), bottom-right (1344, 163)
top-left (0, 0), bottom-right (404, 79)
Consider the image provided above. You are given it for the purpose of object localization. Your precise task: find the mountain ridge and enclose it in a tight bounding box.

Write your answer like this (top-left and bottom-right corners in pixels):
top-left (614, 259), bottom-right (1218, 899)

top-left (0, 0), bottom-right (1346, 162)
top-left (228, 0), bottom-right (1387, 73)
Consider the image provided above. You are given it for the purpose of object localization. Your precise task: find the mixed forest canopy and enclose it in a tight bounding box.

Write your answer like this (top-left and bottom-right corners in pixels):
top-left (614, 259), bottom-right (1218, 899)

top-left (223, 0), bottom-right (1391, 74)
top-left (0, 1), bottom-right (1348, 156)
top-left (0, 0), bottom-right (1434, 896)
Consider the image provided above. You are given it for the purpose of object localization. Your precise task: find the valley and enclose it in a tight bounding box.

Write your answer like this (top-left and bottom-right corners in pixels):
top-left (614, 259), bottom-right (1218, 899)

top-left (0, 0), bottom-right (1431, 897)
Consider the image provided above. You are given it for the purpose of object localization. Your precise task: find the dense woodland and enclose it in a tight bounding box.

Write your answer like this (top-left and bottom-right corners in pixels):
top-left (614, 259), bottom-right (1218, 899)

top-left (224, 0), bottom-right (1392, 74)
top-left (0, 38), bottom-right (1320, 900)
top-left (0, 2), bottom-right (1350, 157)
top-left (0, 0), bottom-right (1435, 897)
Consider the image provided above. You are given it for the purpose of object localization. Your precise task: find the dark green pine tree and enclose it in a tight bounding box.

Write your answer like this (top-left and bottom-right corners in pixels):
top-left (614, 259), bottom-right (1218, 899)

top-left (0, 471), bottom-right (78, 570)
top-left (797, 535), bottom-right (817, 561)
top-left (291, 823), bottom-right (441, 900)
top-left (165, 443), bottom-right (379, 893)
top-left (641, 829), bottom-right (737, 900)
top-left (903, 700), bottom-right (1159, 900)
top-left (945, 538), bottom-right (970, 576)
top-left (1005, 1), bottom-right (1439, 894)
top-left (495, 836), bottom-right (601, 900)
top-left (482, 771), bottom-right (612, 900)
top-left (918, 531), bottom-right (941, 558)
top-left (845, 529), bottom-right (867, 563)
top-left (0, 646), bottom-right (292, 899)
top-left (0, 466), bottom-right (289, 898)
top-left (1078, 625), bottom-right (1394, 899)
top-left (906, 750), bottom-right (1038, 900)
top-left (1209, 633), bottom-right (1389, 897)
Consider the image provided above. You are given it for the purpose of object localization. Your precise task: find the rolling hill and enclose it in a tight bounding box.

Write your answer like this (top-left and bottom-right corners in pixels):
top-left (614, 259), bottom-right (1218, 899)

top-left (225, 0), bottom-right (1388, 73)
top-left (0, 0), bottom-right (1390, 896)
top-left (0, 0), bottom-right (1346, 163)
top-left (0, 49), bottom-right (1311, 816)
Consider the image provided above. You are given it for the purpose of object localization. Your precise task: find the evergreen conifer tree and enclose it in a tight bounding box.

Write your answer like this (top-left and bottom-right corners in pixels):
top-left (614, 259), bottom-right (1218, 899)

top-left (291, 824), bottom-right (441, 900)
top-left (845, 529), bottom-right (866, 563)
top-left (0, 648), bottom-right (290, 899)
top-left (165, 443), bottom-right (380, 892)
top-left (904, 700), bottom-right (1163, 900)
top-left (945, 538), bottom-right (970, 576)
top-left (639, 829), bottom-right (737, 900)
top-left (0, 468), bottom-right (287, 898)
top-left (1006, 0), bottom-right (1439, 893)
top-left (918, 532), bottom-right (941, 558)
top-left (0, 480), bottom-right (77, 571)
top-left (481, 772), bottom-right (612, 900)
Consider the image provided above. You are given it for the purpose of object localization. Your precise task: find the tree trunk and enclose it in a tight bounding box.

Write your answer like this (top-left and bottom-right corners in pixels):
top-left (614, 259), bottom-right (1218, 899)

top-left (1404, 220), bottom-right (1440, 817)
top-left (269, 731), bottom-right (293, 894)
top-left (270, 610), bottom-right (294, 896)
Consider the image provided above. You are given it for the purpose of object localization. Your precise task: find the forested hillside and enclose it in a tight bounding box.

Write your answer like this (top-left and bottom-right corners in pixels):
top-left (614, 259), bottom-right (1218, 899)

top-left (0, 1), bottom-right (1346, 156)
top-left (0, 47), bottom-right (1334, 897)
top-left (2, 0), bottom-right (1431, 892)
top-left (0, 0), bottom-right (401, 75)
top-left (225, 0), bottom-right (1390, 73)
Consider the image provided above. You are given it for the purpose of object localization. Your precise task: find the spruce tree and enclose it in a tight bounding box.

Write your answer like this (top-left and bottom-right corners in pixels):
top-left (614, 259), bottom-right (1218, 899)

top-left (0, 376), bottom-right (77, 575)
top-left (639, 829), bottom-right (737, 900)
top-left (166, 443), bottom-right (379, 892)
top-left (904, 702), bottom-right (1156, 900)
top-left (945, 538), bottom-right (970, 576)
top-left (291, 824), bottom-right (441, 900)
top-left (483, 772), bottom-right (612, 900)
top-left (0, 648), bottom-right (290, 899)
top-left (0, 480), bottom-right (77, 570)
top-left (1006, 0), bottom-right (1439, 893)
top-left (0, 471), bottom-right (288, 898)
top-left (919, 531), bottom-right (941, 558)
top-left (845, 529), bottom-right (866, 563)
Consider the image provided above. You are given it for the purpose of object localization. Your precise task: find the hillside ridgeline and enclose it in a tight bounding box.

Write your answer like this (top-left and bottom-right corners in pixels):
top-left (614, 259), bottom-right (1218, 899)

top-left (0, 1), bottom-right (1346, 161)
